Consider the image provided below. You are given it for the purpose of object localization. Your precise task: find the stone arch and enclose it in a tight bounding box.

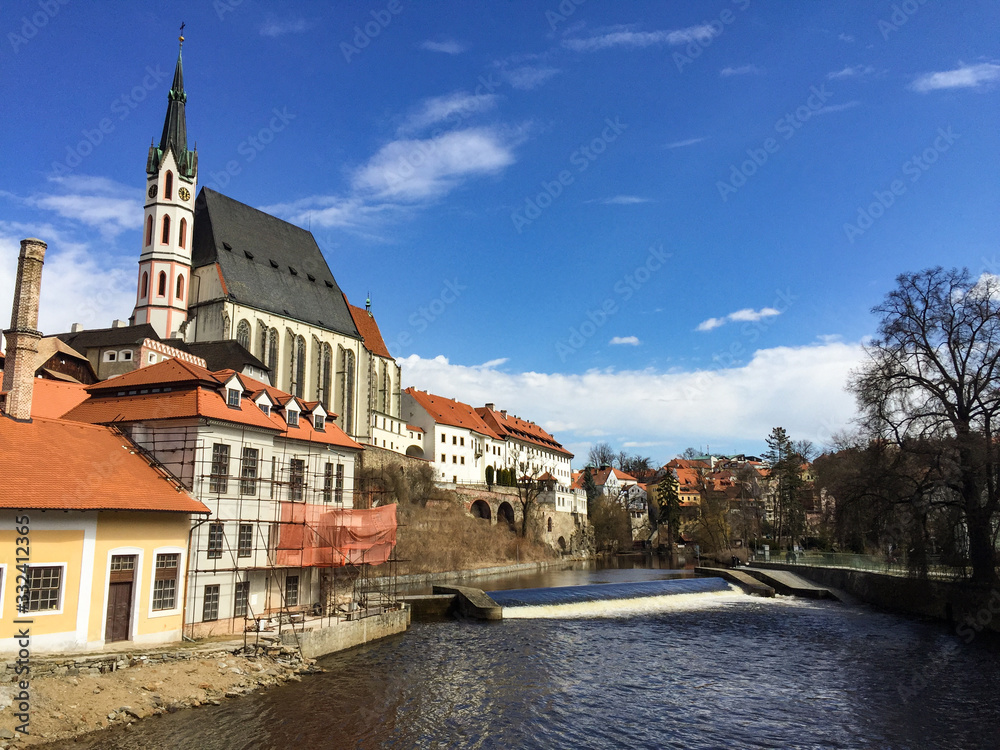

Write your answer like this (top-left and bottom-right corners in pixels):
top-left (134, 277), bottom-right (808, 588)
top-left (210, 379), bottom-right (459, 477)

top-left (470, 499), bottom-right (492, 521)
top-left (558, 536), bottom-right (567, 551)
top-left (405, 445), bottom-right (424, 459)
top-left (497, 502), bottom-right (515, 530)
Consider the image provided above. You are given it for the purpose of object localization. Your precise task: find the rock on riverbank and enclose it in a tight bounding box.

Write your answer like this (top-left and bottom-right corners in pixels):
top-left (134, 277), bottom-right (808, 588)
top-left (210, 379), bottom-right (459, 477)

top-left (0, 643), bottom-right (319, 747)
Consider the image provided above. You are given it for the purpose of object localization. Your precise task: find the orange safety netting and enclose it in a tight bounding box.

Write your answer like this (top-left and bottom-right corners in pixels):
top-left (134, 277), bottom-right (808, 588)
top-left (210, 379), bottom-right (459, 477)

top-left (275, 503), bottom-right (397, 567)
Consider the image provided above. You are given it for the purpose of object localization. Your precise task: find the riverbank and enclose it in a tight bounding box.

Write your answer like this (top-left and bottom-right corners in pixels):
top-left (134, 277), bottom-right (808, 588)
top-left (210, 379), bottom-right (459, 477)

top-left (0, 639), bottom-right (318, 747)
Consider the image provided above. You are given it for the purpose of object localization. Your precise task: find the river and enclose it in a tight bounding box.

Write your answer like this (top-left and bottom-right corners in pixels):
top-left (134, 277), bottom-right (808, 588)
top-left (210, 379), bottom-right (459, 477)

top-left (47, 560), bottom-right (1000, 749)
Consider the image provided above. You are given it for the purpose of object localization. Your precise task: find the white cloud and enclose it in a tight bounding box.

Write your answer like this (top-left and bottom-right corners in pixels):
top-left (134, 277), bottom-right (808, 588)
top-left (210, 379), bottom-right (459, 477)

top-left (609, 336), bottom-right (640, 346)
top-left (352, 127), bottom-right (515, 201)
top-left (502, 66), bottom-right (560, 90)
top-left (10, 175), bottom-right (141, 238)
top-left (813, 100), bottom-right (861, 115)
top-left (696, 317), bottom-right (726, 332)
top-left (827, 65), bottom-right (874, 79)
top-left (666, 137), bottom-right (706, 149)
top-left (562, 25), bottom-right (717, 52)
top-left (910, 63), bottom-right (1000, 92)
top-left (591, 195), bottom-right (652, 205)
top-left (398, 92), bottom-right (499, 135)
top-left (267, 126), bottom-right (518, 228)
top-left (697, 306), bottom-right (781, 331)
top-left (720, 64), bottom-right (763, 77)
top-left (0, 222), bottom-right (135, 338)
top-left (420, 39), bottom-right (466, 54)
top-left (398, 341), bottom-right (864, 459)
top-left (839, 33), bottom-right (855, 43)
top-left (259, 18), bottom-right (310, 37)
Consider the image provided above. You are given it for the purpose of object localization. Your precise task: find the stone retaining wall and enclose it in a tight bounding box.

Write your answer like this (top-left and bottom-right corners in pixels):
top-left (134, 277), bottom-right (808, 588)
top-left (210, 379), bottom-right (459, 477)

top-left (755, 562), bottom-right (1000, 635)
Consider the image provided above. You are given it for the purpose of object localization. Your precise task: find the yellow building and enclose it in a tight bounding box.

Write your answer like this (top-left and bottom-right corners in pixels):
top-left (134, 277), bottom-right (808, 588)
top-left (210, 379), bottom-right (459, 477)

top-left (0, 390), bottom-right (209, 654)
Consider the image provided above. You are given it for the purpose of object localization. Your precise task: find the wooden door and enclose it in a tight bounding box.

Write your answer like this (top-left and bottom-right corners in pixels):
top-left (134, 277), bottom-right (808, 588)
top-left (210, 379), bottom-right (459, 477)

top-left (105, 554), bottom-right (137, 642)
top-left (105, 581), bottom-right (132, 641)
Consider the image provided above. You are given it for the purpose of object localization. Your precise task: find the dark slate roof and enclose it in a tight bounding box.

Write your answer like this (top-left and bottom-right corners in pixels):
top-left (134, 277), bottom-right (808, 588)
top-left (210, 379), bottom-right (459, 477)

top-left (55, 324), bottom-right (160, 350)
top-left (191, 188), bottom-right (360, 339)
top-left (176, 340), bottom-right (270, 375)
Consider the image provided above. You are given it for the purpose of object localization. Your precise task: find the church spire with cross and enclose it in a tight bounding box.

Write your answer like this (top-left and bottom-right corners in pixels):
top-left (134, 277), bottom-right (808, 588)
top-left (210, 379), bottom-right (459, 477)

top-left (132, 28), bottom-right (198, 340)
top-left (147, 26), bottom-right (196, 178)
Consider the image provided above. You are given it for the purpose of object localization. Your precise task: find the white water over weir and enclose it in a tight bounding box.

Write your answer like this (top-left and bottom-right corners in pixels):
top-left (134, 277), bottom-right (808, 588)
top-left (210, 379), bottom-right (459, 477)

top-left (489, 577), bottom-right (749, 619)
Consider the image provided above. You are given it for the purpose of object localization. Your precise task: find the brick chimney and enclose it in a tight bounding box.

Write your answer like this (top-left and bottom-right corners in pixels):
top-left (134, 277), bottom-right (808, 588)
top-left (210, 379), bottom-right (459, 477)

top-left (2, 238), bottom-right (46, 421)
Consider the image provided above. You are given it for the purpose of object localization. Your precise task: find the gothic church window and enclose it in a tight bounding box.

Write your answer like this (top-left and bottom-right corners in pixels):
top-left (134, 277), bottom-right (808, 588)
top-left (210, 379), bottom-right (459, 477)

top-left (161, 215), bottom-right (171, 244)
top-left (176, 274), bottom-right (185, 300)
top-left (141, 272), bottom-right (148, 298)
top-left (165, 171), bottom-right (173, 199)
top-left (236, 320), bottom-right (251, 351)
top-left (145, 216), bottom-right (153, 247)
top-left (179, 218), bottom-right (187, 249)
top-left (157, 271), bottom-right (167, 297)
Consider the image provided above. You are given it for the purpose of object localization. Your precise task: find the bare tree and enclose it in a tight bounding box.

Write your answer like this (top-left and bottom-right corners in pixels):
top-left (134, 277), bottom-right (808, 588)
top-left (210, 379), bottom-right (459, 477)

top-left (851, 267), bottom-right (1000, 584)
top-left (588, 441), bottom-right (616, 468)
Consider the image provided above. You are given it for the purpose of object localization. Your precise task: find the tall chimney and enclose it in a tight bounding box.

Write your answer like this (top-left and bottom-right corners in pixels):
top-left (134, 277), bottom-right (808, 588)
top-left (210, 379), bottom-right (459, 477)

top-left (2, 238), bottom-right (46, 421)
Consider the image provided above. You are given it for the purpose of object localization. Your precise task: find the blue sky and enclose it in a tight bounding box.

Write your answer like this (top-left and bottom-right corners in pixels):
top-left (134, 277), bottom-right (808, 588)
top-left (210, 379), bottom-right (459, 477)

top-left (2, 1), bottom-right (998, 463)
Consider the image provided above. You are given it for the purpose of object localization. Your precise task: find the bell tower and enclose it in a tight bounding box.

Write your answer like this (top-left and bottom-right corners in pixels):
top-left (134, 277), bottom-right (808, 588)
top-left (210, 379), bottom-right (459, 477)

top-left (132, 31), bottom-right (198, 339)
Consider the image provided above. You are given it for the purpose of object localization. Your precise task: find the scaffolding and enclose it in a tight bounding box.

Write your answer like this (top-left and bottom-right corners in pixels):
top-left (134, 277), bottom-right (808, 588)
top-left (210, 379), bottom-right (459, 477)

top-left (117, 421), bottom-right (402, 653)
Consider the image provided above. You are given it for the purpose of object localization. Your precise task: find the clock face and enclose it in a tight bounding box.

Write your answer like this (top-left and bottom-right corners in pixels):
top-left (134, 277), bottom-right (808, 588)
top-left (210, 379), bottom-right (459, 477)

top-left (178, 187), bottom-right (191, 201)
top-left (147, 184), bottom-right (158, 199)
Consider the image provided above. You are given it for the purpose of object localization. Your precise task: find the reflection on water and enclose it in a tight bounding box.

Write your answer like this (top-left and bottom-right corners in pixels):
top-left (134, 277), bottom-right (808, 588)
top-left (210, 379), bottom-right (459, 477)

top-left (47, 562), bottom-right (1000, 750)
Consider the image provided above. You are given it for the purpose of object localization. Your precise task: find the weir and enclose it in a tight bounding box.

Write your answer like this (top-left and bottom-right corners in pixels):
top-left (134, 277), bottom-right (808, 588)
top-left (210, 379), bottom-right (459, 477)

top-left (488, 577), bottom-right (745, 619)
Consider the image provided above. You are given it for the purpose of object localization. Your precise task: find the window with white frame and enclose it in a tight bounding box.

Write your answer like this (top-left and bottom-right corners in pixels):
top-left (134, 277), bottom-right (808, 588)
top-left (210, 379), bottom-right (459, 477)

top-left (289, 459), bottom-right (305, 501)
top-left (103, 351), bottom-right (117, 362)
top-left (240, 447), bottom-right (259, 495)
top-left (152, 553), bottom-right (180, 611)
top-left (314, 413), bottom-right (325, 430)
top-left (24, 565), bottom-right (62, 612)
top-left (227, 388), bottom-right (241, 408)
top-left (207, 523), bottom-right (224, 559)
top-left (285, 575), bottom-right (299, 607)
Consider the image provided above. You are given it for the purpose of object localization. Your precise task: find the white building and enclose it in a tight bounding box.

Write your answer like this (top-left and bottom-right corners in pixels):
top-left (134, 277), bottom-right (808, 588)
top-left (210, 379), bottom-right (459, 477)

top-left (63, 357), bottom-right (365, 637)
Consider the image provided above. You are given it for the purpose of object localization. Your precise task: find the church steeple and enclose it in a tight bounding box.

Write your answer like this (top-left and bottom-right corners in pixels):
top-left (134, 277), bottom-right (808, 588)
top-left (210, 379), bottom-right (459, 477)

top-left (133, 30), bottom-right (198, 340)
top-left (147, 33), bottom-right (196, 179)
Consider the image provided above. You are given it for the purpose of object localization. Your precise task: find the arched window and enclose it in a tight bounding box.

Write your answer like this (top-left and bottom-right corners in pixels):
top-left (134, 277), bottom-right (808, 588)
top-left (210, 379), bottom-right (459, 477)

top-left (140, 271), bottom-right (148, 299)
top-left (144, 216), bottom-right (153, 247)
top-left (165, 171), bottom-right (173, 199)
top-left (157, 271), bottom-right (167, 297)
top-left (319, 343), bottom-right (332, 409)
top-left (547, 517), bottom-right (553, 533)
top-left (294, 336), bottom-right (307, 398)
top-left (236, 320), bottom-right (251, 350)
top-left (267, 328), bottom-right (279, 374)
top-left (178, 217), bottom-right (187, 249)
top-left (161, 215), bottom-right (171, 244)
top-left (342, 348), bottom-right (355, 434)
top-left (176, 274), bottom-right (185, 300)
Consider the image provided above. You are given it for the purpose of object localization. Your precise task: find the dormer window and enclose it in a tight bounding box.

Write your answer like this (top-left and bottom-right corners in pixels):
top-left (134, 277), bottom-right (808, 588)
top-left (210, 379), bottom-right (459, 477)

top-left (227, 388), bottom-right (241, 408)
top-left (260, 404), bottom-right (270, 416)
top-left (286, 409), bottom-right (299, 427)
top-left (314, 414), bottom-right (325, 431)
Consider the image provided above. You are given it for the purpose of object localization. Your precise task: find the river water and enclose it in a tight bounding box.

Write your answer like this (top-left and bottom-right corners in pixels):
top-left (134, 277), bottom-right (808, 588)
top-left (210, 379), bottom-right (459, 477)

top-left (49, 560), bottom-right (1000, 749)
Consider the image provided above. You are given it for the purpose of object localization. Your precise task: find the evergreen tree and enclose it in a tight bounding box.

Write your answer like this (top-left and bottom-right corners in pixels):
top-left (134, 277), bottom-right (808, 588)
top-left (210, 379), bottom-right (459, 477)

top-left (655, 471), bottom-right (681, 550)
top-left (485, 465), bottom-right (494, 489)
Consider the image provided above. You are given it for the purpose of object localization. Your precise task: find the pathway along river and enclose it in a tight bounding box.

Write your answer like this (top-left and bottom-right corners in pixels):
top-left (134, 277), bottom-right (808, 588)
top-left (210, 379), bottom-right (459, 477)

top-left (46, 560), bottom-right (1000, 749)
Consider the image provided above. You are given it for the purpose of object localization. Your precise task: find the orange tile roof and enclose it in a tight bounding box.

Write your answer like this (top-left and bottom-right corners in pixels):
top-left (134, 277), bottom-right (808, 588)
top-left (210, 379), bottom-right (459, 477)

top-left (88, 357), bottom-right (222, 392)
top-left (347, 300), bottom-right (393, 360)
top-left (0, 416), bottom-right (209, 513)
top-left (406, 424), bottom-right (424, 433)
top-left (405, 388), bottom-right (500, 439)
top-left (590, 466), bottom-right (637, 486)
top-left (64, 360), bottom-right (362, 451)
top-left (475, 406), bottom-right (572, 457)
top-left (29, 378), bottom-right (89, 419)
top-left (537, 471), bottom-right (557, 481)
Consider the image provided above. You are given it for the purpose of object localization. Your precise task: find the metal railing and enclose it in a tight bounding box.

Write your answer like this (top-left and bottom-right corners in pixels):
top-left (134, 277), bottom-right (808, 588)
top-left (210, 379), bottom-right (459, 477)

top-left (748, 549), bottom-right (969, 580)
